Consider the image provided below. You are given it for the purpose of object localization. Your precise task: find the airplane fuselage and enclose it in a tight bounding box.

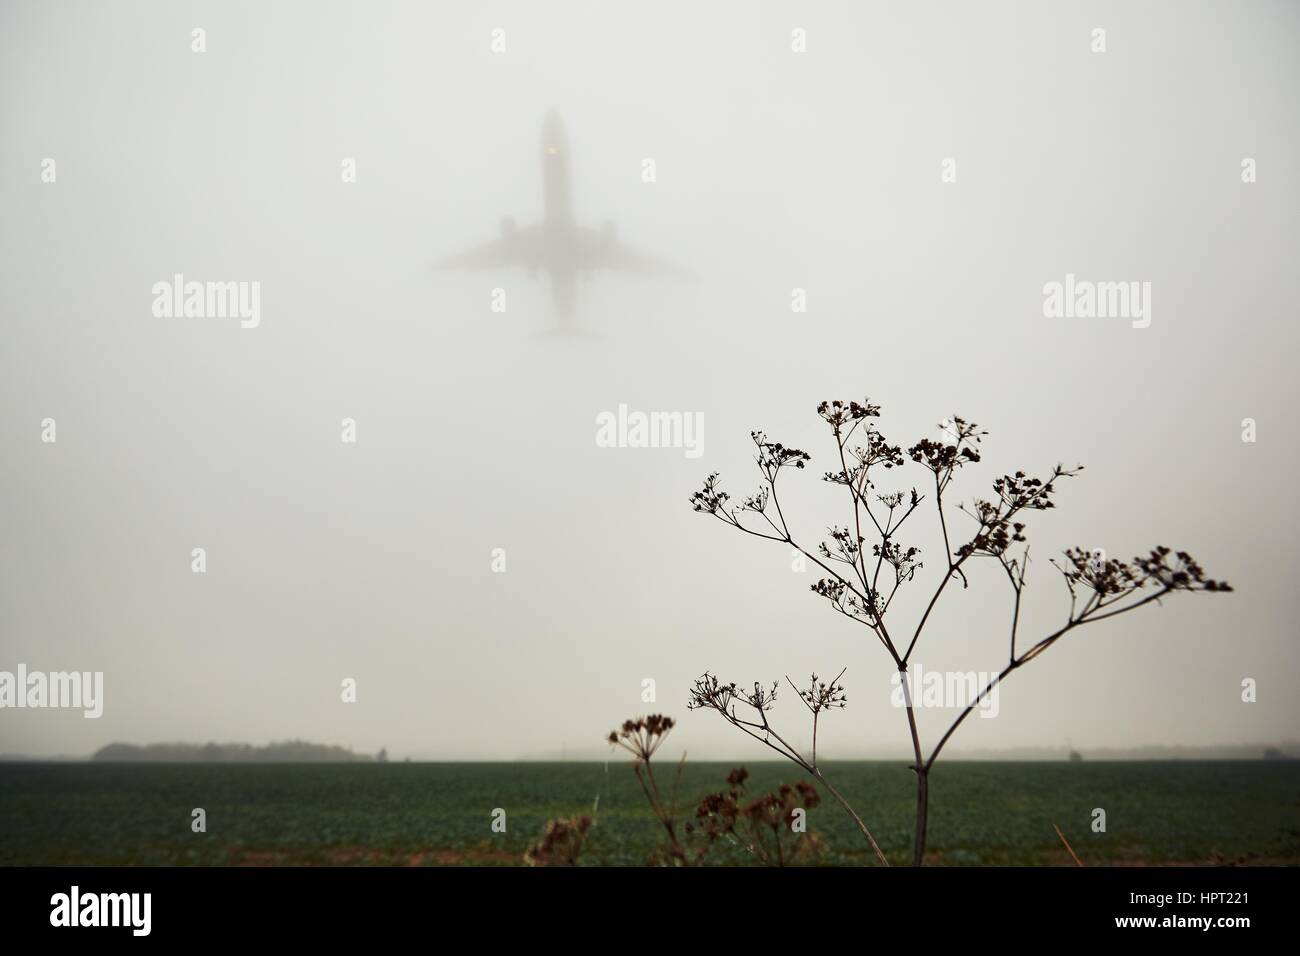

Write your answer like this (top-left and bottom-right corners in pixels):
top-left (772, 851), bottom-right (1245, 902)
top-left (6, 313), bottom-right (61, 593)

top-left (542, 109), bottom-right (573, 228)
top-left (538, 110), bottom-right (579, 323)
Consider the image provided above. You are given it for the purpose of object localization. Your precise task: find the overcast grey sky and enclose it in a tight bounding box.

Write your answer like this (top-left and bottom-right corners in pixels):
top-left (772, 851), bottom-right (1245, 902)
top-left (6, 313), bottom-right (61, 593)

top-left (1, 0), bottom-right (1297, 760)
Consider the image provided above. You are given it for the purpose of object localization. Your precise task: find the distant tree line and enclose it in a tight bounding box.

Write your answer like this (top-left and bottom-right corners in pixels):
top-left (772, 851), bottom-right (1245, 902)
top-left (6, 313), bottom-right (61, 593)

top-left (91, 740), bottom-right (381, 763)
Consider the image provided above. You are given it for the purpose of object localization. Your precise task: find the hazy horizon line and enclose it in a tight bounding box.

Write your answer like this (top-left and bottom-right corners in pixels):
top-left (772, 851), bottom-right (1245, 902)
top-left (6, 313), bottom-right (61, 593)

top-left (3, 739), bottom-right (1296, 763)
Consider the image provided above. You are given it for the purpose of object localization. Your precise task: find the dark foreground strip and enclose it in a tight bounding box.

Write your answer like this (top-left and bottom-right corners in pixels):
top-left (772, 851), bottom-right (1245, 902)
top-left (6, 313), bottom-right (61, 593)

top-left (0, 864), bottom-right (1281, 941)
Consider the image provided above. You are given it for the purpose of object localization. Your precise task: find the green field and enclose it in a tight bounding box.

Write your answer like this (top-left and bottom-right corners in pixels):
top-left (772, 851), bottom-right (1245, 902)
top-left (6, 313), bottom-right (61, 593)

top-left (1, 761), bottom-right (1297, 866)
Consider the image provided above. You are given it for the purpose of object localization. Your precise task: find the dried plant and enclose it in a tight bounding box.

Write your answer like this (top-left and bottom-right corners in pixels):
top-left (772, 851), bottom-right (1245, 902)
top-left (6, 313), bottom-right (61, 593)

top-left (688, 669), bottom-right (889, 865)
top-left (688, 767), bottom-right (826, 866)
top-left (689, 398), bottom-right (1232, 865)
top-left (525, 716), bottom-right (831, 867)
top-left (1054, 824), bottom-right (1084, 867)
top-left (606, 715), bottom-right (690, 865)
top-left (524, 815), bottom-right (593, 867)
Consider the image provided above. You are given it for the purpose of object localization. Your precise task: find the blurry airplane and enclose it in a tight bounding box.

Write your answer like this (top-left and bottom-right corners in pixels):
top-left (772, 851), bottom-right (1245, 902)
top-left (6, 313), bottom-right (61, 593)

top-left (432, 110), bottom-right (688, 333)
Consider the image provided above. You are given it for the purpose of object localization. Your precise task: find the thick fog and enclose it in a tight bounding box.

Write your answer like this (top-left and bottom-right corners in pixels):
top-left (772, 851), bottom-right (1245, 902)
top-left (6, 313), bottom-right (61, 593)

top-left (1, 0), bottom-right (1297, 759)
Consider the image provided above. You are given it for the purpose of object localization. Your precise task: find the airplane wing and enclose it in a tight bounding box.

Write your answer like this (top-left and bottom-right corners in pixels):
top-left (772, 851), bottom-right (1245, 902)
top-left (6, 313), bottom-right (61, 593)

top-left (573, 226), bottom-right (694, 277)
top-left (430, 223), bottom-right (544, 270)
